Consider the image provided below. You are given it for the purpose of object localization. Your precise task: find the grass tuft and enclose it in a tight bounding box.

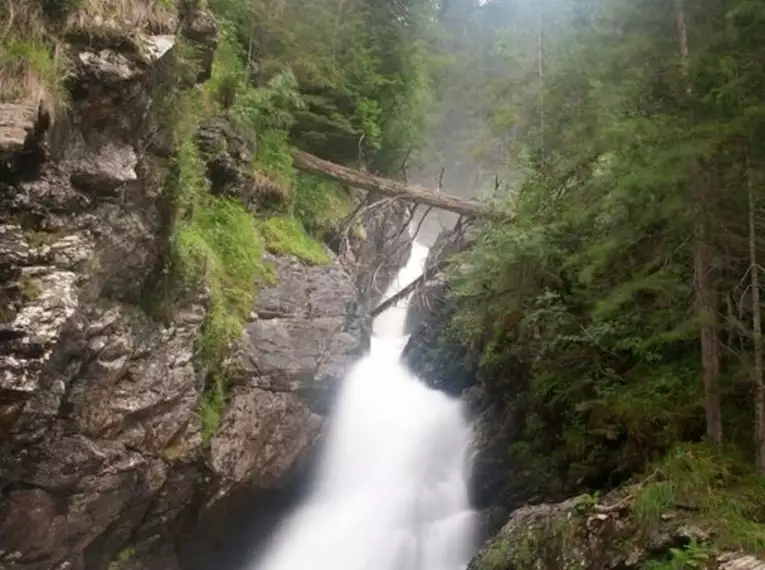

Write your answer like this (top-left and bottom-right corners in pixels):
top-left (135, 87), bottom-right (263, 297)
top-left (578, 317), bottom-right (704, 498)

top-left (66, 0), bottom-right (177, 35)
top-left (258, 215), bottom-right (331, 266)
top-left (199, 373), bottom-right (224, 444)
top-left (293, 172), bottom-right (353, 238)
top-left (633, 443), bottom-right (765, 553)
top-left (170, 91), bottom-right (269, 442)
top-left (0, 35), bottom-right (69, 110)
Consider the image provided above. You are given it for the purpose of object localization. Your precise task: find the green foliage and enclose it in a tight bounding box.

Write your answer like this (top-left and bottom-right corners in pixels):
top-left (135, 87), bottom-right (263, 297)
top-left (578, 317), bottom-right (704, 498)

top-left (444, 0), bottom-right (765, 496)
top-left (634, 444), bottom-right (765, 552)
top-left (641, 540), bottom-right (713, 570)
top-left (0, 34), bottom-right (69, 107)
top-left (174, 196), bottom-right (266, 364)
top-left (252, 130), bottom-right (295, 193)
top-left (479, 536), bottom-right (512, 570)
top-left (199, 373), bottom-right (225, 445)
top-left (19, 275), bottom-right (42, 302)
top-left (292, 173), bottom-right (353, 238)
top-left (208, 0), bottom-right (434, 173)
top-left (258, 216), bottom-right (331, 266)
top-left (169, 91), bottom-right (269, 439)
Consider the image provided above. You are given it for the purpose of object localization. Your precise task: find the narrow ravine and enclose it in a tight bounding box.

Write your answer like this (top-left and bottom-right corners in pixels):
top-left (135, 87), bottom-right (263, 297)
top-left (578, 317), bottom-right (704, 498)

top-left (249, 236), bottom-right (477, 570)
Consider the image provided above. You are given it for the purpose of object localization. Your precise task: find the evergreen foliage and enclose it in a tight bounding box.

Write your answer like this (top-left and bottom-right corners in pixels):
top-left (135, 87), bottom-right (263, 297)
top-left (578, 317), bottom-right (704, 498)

top-left (207, 0), bottom-right (434, 174)
top-left (444, 0), bottom-right (765, 507)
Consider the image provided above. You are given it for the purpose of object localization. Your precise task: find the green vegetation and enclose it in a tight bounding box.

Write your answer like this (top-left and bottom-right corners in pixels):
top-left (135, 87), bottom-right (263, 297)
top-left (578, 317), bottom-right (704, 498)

top-left (207, 0), bottom-right (434, 175)
top-left (0, 25), bottom-right (69, 110)
top-left (414, 0), bottom-right (765, 562)
top-left (440, 0), bottom-right (765, 499)
top-left (168, 90), bottom-right (268, 439)
top-left (158, 0), bottom-right (437, 438)
top-left (293, 173), bottom-right (353, 239)
top-left (107, 547), bottom-right (136, 570)
top-left (258, 216), bottom-right (331, 266)
top-left (642, 541), bottom-right (713, 570)
top-left (19, 275), bottom-right (42, 302)
top-left (199, 373), bottom-right (225, 444)
top-left (0, 0), bottom-right (176, 109)
top-left (65, 0), bottom-right (176, 35)
top-left (634, 444), bottom-right (765, 552)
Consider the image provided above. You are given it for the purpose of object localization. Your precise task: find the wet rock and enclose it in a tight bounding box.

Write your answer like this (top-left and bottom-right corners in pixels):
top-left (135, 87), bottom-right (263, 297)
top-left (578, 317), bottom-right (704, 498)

top-left (70, 142), bottom-right (138, 192)
top-left (78, 49), bottom-right (142, 82)
top-left (0, 297), bottom-right (205, 570)
top-left (243, 253), bottom-right (369, 414)
top-left (0, 5), bottom-right (371, 568)
top-left (210, 388), bottom-right (322, 489)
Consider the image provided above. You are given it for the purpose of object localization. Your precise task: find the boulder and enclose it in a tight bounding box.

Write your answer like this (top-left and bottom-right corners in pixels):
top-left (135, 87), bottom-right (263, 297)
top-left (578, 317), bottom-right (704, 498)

top-left (469, 492), bottom-right (765, 570)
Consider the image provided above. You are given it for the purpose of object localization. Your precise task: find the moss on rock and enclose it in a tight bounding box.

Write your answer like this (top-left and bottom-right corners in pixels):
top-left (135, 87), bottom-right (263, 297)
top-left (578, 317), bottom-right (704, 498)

top-left (470, 446), bottom-right (765, 570)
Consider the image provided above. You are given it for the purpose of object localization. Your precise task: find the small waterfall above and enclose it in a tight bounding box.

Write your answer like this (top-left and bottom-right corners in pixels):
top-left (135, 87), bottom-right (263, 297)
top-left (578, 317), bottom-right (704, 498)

top-left (251, 238), bottom-right (477, 570)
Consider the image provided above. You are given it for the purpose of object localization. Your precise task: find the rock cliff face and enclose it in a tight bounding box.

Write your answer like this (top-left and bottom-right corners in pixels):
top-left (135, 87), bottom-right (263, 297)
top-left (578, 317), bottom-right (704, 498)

top-left (0, 12), bottom-right (367, 570)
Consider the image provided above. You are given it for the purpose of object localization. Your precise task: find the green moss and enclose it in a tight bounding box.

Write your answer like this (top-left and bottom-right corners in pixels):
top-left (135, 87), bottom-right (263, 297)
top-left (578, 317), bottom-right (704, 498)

top-left (293, 172), bottom-right (353, 237)
top-left (199, 373), bottom-right (224, 445)
top-left (479, 535), bottom-right (513, 570)
top-left (511, 531), bottom-right (540, 569)
top-left (108, 547), bottom-right (136, 570)
top-left (633, 443), bottom-right (765, 553)
top-left (169, 91), bottom-right (271, 441)
top-left (19, 276), bottom-right (42, 302)
top-left (258, 215), bottom-right (331, 266)
top-left (24, 229), bottom-right (66, 248)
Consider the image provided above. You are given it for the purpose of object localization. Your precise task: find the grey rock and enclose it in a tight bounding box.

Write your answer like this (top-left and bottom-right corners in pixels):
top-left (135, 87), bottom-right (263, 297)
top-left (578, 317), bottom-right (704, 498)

top-left (70, 142), bottom-right (138, 192)
top-left (0, 103), bottom-right (40, 158)
top-left (243, 254), bottom-right (368, 402)
top-left (78, 49), bottom-right (140, 82)
top-left (210, 388), bottom-right (322, 489)
top-left (141, 35), bottom-right (177, 62)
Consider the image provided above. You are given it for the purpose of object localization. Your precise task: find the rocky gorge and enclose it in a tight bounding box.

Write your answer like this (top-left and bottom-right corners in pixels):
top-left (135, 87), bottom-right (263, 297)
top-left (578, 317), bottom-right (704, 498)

top-left (4, 2), bottom-right (765, 570)
top-left (0, 6), bottom-right (380, 569)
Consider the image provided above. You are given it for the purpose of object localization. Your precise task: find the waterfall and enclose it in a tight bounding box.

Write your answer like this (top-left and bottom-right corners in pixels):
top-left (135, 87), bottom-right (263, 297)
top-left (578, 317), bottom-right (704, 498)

top-left (251, 239), bottom-right (477, 570)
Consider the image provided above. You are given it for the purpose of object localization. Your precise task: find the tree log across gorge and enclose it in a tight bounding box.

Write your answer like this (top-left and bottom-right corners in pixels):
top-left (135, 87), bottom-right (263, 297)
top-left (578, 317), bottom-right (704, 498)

top-left (290, 148), bottom-right (487, 217)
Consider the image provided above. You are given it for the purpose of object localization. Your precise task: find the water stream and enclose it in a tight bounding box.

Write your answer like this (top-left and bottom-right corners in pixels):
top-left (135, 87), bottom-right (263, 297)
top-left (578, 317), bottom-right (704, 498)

top-left (250, 239), bottom-right (477, 570)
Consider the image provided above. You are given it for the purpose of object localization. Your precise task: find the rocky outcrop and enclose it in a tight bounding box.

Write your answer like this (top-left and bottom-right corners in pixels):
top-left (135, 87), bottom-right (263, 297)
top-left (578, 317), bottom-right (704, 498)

top-left (469, 491), bottom-right (765, 570)
top-left (0, 14), bottom-right (208, 570)
top-left (208, 253), bottom-right (367, 494)
top-left (0, 10), bottom-right (368, 570)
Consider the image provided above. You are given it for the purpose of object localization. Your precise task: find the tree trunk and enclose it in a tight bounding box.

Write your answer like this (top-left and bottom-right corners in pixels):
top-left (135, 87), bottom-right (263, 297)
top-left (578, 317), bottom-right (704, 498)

top-left (674, 0), bottom-right (723, 444)
top-left (748, 159), bottom-right (765, 473)
top-left (695, 220), bottom-right (723, 444)
top-left (291, 149), bottom-right (487, 217)
top-left (537, 1), bottom-right (545, 156)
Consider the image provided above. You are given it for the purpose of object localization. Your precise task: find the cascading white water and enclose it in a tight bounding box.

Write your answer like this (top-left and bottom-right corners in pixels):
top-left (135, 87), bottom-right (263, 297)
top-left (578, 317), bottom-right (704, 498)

top-left (252, 239), bottom-right (477, 570)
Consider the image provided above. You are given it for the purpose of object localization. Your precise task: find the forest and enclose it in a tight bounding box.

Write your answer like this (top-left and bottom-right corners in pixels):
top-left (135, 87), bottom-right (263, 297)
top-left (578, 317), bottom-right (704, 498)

top-left (5, 0), bottom-right (765, 565)
top-left (202, 0), bottom-right (765, 553)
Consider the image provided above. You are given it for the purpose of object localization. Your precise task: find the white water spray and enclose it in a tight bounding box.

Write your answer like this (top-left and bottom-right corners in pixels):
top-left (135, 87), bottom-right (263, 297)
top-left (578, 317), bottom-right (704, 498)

top-left (252, 239), bottom-right (477, 570)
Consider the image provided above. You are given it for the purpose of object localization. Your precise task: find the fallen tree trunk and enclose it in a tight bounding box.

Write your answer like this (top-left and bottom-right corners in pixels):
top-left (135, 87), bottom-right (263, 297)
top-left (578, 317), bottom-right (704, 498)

top-left (370, 258), bottom-right (450, 318)
top-left (291, 149), bottom-right (485, 217)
